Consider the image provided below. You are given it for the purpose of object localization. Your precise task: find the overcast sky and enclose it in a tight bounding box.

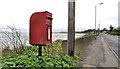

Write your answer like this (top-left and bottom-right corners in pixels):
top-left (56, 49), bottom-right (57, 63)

top-left (0, 0), bottom-right (119, 32)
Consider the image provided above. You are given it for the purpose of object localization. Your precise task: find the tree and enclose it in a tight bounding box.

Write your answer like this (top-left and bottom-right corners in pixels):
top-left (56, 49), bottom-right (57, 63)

top-left (103, 28), bottom-right (107, 31)
top-left (109, 25), bottom-right (114, 32)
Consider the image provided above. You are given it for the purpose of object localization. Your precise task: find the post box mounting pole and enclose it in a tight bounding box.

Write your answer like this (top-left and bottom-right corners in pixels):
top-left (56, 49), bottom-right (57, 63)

top-left (38, 45), bottom-right (42, 56)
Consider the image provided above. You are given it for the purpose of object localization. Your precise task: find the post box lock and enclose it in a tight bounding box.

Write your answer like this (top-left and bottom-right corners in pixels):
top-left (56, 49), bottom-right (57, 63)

top-left (29, 11), bottom-right (52, 46)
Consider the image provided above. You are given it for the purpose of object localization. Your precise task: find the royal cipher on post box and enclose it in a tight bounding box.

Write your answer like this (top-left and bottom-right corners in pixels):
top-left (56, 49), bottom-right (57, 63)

top-left (29, 11), bottom-right (53, 46)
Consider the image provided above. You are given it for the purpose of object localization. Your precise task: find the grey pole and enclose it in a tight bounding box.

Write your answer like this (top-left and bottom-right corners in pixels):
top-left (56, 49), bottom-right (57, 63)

top-left (95, 3), bottom-right (103, 39)
top-left (95, 5), bottom-right (97, 39)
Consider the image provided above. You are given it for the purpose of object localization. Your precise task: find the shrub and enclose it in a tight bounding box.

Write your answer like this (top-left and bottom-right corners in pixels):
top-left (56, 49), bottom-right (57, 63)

top-left (1, 46), bottom-right (79, 68)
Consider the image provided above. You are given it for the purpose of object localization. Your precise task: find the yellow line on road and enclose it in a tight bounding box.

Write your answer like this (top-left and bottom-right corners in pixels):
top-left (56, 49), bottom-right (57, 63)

top-left (82, 64), bottom-right (96, 67)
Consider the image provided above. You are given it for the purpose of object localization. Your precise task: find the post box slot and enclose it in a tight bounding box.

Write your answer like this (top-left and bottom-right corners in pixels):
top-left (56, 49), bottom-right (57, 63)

top-left (47, 17), bottom-right (53, 21)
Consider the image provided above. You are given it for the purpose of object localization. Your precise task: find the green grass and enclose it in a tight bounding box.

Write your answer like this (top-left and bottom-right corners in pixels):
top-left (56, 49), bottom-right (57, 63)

top-left (76, 50), bottom-right (83, 57)
top-left (110, 32), bottom-right (120, 35)
top-left (1, 40), bottom-right (63, 57)
top-left (42, 40), bottom-right (63, 56)
top-left (83, 34), bottom-right (93, 37)
top-left (106, 29), bottom-right (120, 36)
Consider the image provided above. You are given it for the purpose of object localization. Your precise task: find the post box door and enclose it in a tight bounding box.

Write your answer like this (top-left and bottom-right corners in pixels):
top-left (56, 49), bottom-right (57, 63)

top-left (46, 14), bottom-right (52, 44)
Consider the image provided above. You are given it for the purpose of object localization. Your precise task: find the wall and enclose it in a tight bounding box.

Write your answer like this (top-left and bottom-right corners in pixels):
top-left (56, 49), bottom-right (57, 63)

top-left (62, 35), bottom-right (95, 55)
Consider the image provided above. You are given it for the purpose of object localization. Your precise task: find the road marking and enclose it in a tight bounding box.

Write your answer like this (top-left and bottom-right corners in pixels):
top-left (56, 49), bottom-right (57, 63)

top-left (102, 37), bottom-right (120, 62)
top-left (82, 64), bottom-right (96, 67)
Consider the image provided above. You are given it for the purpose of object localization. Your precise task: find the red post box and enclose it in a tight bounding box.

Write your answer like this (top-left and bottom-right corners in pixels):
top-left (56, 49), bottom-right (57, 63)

top-left (29, 11), bottom-right (52, 46)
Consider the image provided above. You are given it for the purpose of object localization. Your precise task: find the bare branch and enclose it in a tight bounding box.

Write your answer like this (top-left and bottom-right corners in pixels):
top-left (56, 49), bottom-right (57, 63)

top-left (0, 25), bottom-right (28, 54)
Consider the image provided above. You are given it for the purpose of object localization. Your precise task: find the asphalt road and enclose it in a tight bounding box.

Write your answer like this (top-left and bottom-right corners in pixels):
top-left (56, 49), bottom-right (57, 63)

top-left (101, 33), bottom-right (119, 57)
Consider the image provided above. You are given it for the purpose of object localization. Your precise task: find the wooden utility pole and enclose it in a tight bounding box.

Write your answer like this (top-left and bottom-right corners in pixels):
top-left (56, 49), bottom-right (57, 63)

top-left (67, 0), bottom-right (75, 57)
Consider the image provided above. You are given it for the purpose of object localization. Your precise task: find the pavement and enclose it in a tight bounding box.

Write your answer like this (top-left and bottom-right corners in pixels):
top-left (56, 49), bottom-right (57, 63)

top-left (78, 34), bottom-right (119, 68)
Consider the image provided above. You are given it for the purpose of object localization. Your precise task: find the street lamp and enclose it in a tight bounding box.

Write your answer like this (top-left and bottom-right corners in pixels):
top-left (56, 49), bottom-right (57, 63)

top-left (95, 3), bottom-right (103, 39)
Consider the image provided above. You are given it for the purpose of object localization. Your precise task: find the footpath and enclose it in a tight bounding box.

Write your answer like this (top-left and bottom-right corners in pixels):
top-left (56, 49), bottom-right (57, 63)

top-left (78, 35), bottom-right (119, 68)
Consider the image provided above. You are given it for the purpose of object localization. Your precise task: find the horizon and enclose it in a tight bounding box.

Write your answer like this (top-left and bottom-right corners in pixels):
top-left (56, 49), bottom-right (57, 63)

top-left (0, 24), bottom-right (118, 33)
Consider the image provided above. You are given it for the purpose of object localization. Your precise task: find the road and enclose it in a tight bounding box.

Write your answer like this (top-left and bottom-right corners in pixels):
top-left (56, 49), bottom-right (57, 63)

top-left (101, 33), bottom-right (119, 57)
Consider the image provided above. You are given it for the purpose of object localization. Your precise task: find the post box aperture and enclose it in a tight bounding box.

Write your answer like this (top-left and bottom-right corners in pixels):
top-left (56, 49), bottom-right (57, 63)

top-left (29, 11), bottom-right (52, 46)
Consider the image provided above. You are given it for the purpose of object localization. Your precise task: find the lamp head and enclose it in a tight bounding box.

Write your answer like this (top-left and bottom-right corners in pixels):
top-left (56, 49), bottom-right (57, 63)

top-left (99, 3), bottom-right (103, 5)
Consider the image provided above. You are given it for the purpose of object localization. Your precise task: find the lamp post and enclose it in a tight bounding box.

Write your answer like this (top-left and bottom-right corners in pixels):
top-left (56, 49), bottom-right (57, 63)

top-left (95, 3), bottom-right (103, 39)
